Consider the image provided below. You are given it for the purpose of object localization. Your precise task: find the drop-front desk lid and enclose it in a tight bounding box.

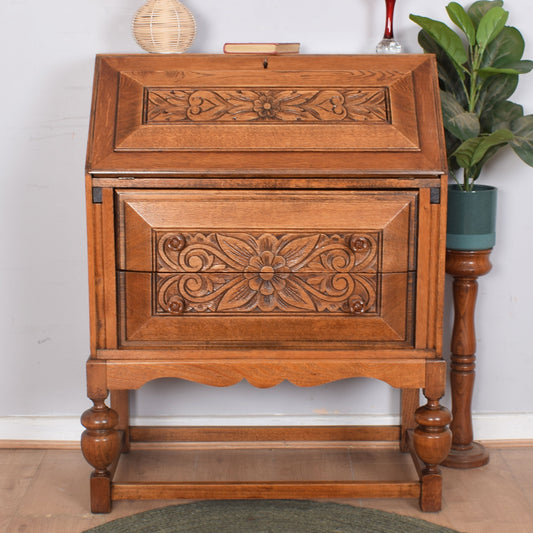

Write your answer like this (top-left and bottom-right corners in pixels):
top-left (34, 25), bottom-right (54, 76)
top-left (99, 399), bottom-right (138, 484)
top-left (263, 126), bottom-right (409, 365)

top-left (86, 54), bottom-right (446, 177)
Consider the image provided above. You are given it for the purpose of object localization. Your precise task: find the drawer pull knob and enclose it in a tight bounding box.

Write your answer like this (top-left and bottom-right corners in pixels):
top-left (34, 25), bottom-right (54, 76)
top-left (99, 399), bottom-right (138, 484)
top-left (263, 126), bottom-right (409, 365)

top-left (167, 297), bottom-right (185, 315)
top-left (166, 233), bottom-right (186, 252)
top-left (349, 298), bottom-right (366, 314)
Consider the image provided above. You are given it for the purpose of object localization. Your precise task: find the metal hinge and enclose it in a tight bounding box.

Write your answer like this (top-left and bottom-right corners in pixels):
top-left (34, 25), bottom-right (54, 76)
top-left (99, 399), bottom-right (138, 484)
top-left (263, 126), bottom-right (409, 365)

top-left (430, 188), bottom-right (441, 204)
top-left (92, 187), bottom-right (103, 204)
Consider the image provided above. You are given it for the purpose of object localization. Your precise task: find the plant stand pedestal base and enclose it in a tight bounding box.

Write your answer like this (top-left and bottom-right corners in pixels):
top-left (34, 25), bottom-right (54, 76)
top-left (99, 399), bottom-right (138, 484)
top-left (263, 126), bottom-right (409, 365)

top-left (443, 249), bottom-right (492, 470)
top-left (444, 441), bottom-right (489, 469)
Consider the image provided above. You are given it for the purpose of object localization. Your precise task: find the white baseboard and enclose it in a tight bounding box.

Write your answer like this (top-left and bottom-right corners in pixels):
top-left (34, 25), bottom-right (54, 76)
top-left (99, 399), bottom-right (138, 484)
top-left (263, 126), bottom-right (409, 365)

top-left (1, 413), bottom-right (533, 443)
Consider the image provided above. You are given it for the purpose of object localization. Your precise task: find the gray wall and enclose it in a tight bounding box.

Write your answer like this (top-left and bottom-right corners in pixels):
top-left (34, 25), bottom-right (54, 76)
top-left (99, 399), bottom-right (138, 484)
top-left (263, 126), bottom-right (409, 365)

top-left (1, 1), bottom-right (532, 438)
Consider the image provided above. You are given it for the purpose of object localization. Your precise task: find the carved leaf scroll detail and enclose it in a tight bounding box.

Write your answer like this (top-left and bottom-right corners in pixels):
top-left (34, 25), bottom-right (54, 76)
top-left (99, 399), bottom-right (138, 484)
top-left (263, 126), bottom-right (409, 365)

top-left (156, 232), bottom-right (379, 273)
top-left (145, 88), bottom-right (389, 123)
top-left (153, 231), bottom-right (380, 315)
top-left (155, 272), bottom-right (378, 315)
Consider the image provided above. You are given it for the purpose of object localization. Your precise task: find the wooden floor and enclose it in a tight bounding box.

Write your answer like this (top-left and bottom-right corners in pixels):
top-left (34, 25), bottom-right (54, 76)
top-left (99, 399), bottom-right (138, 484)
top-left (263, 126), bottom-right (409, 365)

top-left (1, 443), bottom-right (533, 533)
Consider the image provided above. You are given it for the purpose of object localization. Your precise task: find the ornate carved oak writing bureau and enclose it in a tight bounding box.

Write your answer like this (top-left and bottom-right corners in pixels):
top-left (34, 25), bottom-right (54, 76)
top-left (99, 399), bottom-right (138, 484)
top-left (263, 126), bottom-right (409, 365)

top-left (82, 54), bottom-right (451, 513)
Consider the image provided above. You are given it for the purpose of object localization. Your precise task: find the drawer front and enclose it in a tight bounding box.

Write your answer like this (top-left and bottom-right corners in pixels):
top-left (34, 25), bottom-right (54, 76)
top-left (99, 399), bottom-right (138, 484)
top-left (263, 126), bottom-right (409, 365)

top-left (117, 190), bottom-right (416, 273)
top-left (154, 271), bottom-right (379, 315)
top-left (116, 190), bottom-right (417, 349)
top-left (119, 271), bottom-right (413, 346)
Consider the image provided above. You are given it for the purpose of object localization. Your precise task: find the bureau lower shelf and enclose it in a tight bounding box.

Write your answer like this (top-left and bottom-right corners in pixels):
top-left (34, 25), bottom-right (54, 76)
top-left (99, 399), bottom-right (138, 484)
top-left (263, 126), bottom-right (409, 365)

top-left (109, 433), bottom-right (423, 502)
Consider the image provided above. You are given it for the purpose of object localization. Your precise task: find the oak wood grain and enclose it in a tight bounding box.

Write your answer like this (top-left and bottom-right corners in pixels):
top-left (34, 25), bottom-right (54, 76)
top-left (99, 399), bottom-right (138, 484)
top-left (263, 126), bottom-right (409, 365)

top-left (83, 54), bottom-right (449, 512)
top-left (88, 54), bottom-right (446, 175)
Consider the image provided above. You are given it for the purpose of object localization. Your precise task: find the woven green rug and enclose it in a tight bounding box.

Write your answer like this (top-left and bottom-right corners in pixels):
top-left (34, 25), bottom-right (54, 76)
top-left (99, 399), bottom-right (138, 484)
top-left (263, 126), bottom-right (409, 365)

top-left (84, 500), bottom-right (461, 533)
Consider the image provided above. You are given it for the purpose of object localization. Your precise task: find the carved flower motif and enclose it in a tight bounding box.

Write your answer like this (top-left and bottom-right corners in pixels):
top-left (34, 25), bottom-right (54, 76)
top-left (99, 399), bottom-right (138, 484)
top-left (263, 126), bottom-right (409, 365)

top-left (244, 251), bottom-right (290, 296)
top-left (253, 93), bottom-right (281, 119)
top-left (212, 234), bottom-right (320, 312)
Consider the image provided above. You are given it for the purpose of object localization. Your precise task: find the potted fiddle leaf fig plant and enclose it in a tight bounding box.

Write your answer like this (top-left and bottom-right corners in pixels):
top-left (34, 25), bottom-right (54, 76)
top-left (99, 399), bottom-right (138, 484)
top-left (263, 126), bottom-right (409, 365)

top-left (410, 1), bottom-right (533, 250)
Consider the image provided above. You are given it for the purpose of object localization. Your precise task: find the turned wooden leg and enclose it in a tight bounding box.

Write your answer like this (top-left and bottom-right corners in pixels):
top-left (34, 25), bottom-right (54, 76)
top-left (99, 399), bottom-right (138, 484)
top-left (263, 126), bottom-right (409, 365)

top-left (414, 399), bottom-right (452, 511)
top-left (412, 361), bottom-right (452, 512)
top-left (81, 397), bottom-right (120, 513)
top-left (443, 249), bottom-right (491, 469)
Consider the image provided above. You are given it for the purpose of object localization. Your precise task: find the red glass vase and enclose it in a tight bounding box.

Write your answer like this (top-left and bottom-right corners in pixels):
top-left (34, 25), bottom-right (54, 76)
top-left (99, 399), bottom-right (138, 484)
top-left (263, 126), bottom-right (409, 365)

top-left (376, 0), bottom-right (402, 54)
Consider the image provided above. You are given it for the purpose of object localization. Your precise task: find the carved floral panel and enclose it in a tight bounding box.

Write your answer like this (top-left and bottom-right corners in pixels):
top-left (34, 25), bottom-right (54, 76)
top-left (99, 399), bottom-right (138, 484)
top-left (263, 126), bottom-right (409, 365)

top-left (154, 272), bottom-right (378, 315)
top-left (144, 88), bottom-right (389, 123)
top-left (152, 231), bottom-right (381, 315)
top-left (155, 231), bottom-right (380, 273)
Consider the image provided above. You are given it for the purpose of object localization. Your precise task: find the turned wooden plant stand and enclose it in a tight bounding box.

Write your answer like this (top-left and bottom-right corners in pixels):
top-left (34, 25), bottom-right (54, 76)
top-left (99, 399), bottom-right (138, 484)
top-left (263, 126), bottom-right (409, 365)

top-left (81, 54), bottom-right (452, 513)
top-left (444, 249), bottom-right (492, 468)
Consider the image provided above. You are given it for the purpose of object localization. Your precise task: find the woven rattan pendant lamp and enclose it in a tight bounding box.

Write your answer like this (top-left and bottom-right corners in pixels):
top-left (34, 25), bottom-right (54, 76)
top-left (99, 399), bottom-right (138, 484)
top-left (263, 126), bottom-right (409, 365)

top-left (132, 0), bottom-right (196, 53)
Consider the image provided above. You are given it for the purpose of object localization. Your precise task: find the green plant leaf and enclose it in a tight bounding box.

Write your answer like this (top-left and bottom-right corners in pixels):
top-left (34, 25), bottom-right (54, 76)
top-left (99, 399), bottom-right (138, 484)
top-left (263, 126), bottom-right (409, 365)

top-left (501, 60), bottom-right (533, 73)
top-left (476, 6), bottom-right (509, 49)
top-left (417, 28), bottom-right (438, 55)
top-left (481, 73), bottom-right (519, 103)
top-left (453, 138), bottom-right (484, 169)
top-left (478, 66), bottom-right (522, 77)
top-left (446, 2), bottom-right (476, 45)
top-left (446, 130), bottom-right (462, 173)
top-left (418, 30), bottom-right (468, 106)
top-left (480, 61), bottom-right (533, 77)
top-left (477, 73), bottom-right (519, 119)
top-left (477, 144), bottom-right (506, 168)
top-left (410, 14), bottom-right (468, 68)
top-left (491, 101), bottom-right (524, 131)
top-left (510, 115), bottom-right (533, 166)
top-left (483, 27), bottom-right (525, 68)
top-left (468, 1), bottom-right (504, 29)
top-left (453, 129), bottom-right (514, 169)
top-left (440, 90), bottom-right (481, 140)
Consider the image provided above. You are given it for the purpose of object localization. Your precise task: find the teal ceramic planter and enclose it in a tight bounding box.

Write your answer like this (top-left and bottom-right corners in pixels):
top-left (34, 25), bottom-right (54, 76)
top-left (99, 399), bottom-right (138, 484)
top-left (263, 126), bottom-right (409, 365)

top-left (446, 185), bottom-right (497, 251)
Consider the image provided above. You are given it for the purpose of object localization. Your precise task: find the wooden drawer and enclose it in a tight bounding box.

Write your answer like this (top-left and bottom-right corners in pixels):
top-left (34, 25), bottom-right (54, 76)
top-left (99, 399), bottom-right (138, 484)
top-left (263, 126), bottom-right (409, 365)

top-left (116, 190), bottom-right (417, 350)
